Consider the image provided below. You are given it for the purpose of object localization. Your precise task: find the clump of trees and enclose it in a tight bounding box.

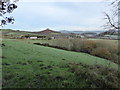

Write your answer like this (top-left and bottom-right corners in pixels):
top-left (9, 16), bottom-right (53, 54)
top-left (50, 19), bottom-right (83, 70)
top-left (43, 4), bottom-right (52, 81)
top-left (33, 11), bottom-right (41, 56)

top-left (0, 0), bottom-right (19, 26)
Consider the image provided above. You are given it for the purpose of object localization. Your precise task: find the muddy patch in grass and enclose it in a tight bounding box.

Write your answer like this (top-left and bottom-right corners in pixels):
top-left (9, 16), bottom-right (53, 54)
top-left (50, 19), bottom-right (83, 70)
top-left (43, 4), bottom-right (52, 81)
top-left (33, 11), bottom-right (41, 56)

top-left (16, 61), bottom-right (28, 65)
top-left (2, 62), bottom-right (10, 66)
top-left (0, 56), bottom-right (6, 59)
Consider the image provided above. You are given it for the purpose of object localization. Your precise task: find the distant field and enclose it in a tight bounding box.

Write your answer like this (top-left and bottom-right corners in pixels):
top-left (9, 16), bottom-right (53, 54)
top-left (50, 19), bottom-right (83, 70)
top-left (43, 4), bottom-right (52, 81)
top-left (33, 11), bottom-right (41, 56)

top-left (19, 39), bottom-right (118, 46)
top-left (2, 39), bottom-right (118, 67)
top-left (2, 39), bottom-right (119, 88)
top-left (88, 38), bottom-right (118, 46)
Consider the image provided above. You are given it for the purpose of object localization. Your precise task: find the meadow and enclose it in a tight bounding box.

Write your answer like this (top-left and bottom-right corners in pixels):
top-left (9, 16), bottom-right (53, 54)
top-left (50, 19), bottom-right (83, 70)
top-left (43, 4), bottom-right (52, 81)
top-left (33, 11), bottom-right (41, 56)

top-left (24, 38), bottom-right (119, 64)
top-left (2, 39), bottom-right (120, 88)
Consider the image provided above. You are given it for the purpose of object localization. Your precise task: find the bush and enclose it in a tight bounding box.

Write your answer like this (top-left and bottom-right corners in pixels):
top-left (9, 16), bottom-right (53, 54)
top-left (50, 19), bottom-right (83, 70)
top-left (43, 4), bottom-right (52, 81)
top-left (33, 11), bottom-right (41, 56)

top-left (91, 47), bottom-right (111, 59)
top-left (81, 40), bottom-right (96, 53)
top-left (69, 62), bottom-right (120, 88)
top-left (69, 39), bottom-right (83, 51)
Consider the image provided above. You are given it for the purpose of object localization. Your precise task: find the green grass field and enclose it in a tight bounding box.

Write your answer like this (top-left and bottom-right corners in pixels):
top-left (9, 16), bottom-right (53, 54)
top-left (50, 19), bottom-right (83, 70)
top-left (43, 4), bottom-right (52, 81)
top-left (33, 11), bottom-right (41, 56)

top-left (2, 39), bottom-right (119, 88)
top-left (22, 38), bottom-right (119, 64)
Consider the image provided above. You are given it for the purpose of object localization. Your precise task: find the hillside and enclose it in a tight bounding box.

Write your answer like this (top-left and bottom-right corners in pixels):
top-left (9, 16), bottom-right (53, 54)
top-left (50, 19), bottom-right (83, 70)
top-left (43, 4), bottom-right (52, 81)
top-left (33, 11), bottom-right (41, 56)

top-left (59, 30), bottom-right (104, 34)
top-left (1, 29), bottom-right (30, 34)
top-left (0, 29), bottom-right (42, 39)
top-left (2, 39), bottom-right (119, 88)
top-left (0, 29), bottom-right (62, 39)
top-left (34, 28), bottom-right (60, 34)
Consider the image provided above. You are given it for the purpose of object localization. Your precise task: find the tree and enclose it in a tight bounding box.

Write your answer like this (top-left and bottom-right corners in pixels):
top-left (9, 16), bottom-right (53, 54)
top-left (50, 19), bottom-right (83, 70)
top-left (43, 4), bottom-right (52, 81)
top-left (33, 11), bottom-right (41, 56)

top-left (0, 0), bottom-right (19, 26)
top-left (104, 0), bottom-right (120, 30)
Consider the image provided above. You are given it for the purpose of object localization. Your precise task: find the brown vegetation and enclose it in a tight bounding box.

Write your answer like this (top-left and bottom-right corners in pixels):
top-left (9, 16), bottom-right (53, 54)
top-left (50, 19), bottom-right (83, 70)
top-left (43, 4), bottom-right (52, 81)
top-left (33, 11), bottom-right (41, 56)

top-left (91, 47), bottom-right (111, 60)
top-left (69, 62), bottom-right (120, 88)
top-left (34, 39), bottom-right (119, 64)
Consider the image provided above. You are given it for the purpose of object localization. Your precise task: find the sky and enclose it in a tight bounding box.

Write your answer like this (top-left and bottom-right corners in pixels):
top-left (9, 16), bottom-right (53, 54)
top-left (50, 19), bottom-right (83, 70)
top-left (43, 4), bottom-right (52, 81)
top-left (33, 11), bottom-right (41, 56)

top-left (1, 0), bottom-right (112, 31)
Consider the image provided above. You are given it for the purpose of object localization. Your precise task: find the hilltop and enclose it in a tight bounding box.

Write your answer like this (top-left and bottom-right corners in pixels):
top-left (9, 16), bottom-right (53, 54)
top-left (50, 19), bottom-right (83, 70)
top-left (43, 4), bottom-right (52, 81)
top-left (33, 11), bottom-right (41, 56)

top-left (34, 28), bottom-right (60, 34)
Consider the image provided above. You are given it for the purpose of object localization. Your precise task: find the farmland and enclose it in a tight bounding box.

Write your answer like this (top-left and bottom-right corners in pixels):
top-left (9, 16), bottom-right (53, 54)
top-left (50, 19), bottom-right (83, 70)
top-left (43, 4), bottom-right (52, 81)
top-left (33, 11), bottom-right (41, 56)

top-left (23, 38), bottom-right (119, 64)
top-left (1, 29), bottom-right (120, 88)
top-left (2, 39), bottom-right (120, 88)
top-left (0, 0), bottom-right (119, 88)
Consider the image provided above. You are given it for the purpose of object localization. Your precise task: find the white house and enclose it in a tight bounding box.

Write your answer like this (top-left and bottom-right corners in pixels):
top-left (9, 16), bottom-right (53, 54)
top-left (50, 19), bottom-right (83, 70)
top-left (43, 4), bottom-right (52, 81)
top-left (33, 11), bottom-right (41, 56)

top-left (29, 37), bottom-right (37, 39)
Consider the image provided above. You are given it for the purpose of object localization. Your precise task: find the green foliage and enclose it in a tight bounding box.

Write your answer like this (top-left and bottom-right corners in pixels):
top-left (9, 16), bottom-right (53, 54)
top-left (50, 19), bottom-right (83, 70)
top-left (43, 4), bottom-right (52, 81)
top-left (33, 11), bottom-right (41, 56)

top-left (69, 62), bottom-right (120, 88)
top-left (2, 39), bottom-right (119, 88)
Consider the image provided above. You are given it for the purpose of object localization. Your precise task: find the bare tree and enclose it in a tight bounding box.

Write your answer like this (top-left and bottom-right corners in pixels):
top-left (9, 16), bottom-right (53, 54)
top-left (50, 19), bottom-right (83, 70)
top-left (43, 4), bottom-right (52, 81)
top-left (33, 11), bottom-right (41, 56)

top-left (104, 0), bottom-right (120, 30)
top-left (0, 0), bottom-right (19, 26)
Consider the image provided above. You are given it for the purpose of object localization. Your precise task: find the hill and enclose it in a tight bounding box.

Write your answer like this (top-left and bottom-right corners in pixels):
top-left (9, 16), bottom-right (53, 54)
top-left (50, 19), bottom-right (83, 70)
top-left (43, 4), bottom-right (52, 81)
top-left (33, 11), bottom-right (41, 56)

top-left (2, 39), bottom-right (119, 88)
top-left (34, 28), bottom-right (60, 34)
top-left (99, 29), bottom-right (118, 36)
top-left (0, 29), bottom-right (46, 39)
top-left (97, 29), bottom-right (119, 39)
top-left (59, 30), bottom-right (104, 34)
top-left (0, 29), bottom-right (32, 36)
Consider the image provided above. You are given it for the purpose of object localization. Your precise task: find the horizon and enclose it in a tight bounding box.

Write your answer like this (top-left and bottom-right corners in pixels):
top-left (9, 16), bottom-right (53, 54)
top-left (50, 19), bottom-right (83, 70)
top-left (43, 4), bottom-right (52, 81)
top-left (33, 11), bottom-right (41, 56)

top-left (1, 28), bottom-right (106, 32)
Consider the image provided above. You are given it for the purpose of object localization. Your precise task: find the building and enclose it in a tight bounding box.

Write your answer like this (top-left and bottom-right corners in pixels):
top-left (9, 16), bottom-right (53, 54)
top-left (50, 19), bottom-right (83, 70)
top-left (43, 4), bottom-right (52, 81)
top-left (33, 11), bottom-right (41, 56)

top-left (29, 37), bottom-right (38, 39)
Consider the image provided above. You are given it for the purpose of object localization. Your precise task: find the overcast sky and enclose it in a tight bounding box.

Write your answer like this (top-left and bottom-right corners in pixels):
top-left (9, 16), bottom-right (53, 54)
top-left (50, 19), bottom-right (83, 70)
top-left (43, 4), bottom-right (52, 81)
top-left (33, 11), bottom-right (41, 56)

top-left (1, 0), bottom-right (112, 31)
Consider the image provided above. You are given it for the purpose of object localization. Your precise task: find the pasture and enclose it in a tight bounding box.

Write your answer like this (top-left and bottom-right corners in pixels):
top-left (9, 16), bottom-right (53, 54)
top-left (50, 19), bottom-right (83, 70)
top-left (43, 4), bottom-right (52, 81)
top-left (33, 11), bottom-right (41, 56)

top-left (22, 38), bottom-right (119, 64)
top-left (2, 39), bottom-right (119, 88)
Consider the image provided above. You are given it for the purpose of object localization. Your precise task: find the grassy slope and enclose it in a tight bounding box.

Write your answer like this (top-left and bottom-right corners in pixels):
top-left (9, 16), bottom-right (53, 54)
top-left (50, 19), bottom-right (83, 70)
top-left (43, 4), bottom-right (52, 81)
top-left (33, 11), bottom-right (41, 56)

top-left (2, 39), bottom-right (118, 88)
top-left (1, 29), bottom-right (32, 36)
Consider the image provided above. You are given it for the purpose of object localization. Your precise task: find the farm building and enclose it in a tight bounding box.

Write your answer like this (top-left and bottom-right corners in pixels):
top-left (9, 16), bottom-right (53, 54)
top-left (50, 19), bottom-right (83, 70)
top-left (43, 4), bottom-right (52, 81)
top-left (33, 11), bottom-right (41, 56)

top-left (29, 37), bottom-right (38, 39)
top-left (50, 33), bottom-right (80, 39)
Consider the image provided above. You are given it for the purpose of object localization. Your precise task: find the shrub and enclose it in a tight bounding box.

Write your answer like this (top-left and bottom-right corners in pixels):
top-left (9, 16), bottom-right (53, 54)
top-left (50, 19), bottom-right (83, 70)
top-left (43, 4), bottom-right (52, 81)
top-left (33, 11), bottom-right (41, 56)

top-left (110, 54), bottom-right (118, 64)
top-left (91, 47), bottom-right (111, 59)
top-left (81, 40), bottom-right (96, 53)
top-left (69, 39), bottom-right (83, 51)
top-left (69, 62), bottom-right (120, 88)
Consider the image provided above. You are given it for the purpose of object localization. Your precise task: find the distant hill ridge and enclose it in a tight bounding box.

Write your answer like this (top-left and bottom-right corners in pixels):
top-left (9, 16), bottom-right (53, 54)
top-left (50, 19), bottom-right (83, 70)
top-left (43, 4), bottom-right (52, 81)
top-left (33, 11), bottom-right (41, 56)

top-left (36, 28), bottom-right (60, 34)
top-left (99, 29), bottom-right (118, 36)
